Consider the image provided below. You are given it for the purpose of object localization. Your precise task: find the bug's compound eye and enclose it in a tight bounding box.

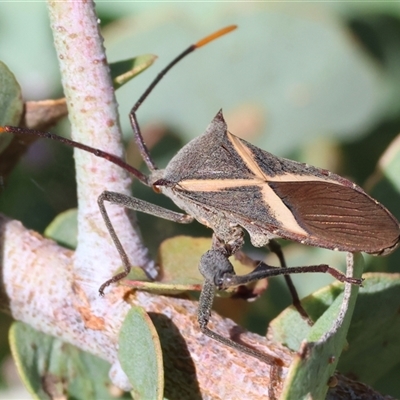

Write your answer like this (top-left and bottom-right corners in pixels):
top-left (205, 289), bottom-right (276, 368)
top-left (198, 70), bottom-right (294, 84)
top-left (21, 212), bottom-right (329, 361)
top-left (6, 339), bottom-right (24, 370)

top-left (152, 179), bottom-right (175, 192)
top-left (152, 184), bottom-right (162, 193)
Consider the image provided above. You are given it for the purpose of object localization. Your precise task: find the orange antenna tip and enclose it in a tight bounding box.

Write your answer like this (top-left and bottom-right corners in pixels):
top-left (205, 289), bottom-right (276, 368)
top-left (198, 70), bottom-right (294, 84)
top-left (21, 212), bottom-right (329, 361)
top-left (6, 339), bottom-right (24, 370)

top-left (195, 25), bottom-right (237, 49)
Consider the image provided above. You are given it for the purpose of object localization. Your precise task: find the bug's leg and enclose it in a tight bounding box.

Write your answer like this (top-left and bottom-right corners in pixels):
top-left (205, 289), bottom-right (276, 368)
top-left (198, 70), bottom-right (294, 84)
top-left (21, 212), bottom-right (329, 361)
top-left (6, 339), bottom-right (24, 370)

top-left (218, 259), bottom-right (362, 289)
top-left (197, 232), bottom-right (361, 366)
top-left (128, 26), bottom-right (237, 172)
top-left (98, 190), bottom-right (193, 294)
top-left (198, 249), bottom-right (284, 367)
top-left (268, 240), bottom-right (313, 325)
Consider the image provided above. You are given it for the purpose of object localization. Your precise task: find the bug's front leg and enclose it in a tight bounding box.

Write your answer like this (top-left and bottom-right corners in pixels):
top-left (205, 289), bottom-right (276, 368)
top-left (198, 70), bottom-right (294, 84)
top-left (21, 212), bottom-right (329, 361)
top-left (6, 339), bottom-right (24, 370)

top-left (98, 190), bottom-right (193, 295)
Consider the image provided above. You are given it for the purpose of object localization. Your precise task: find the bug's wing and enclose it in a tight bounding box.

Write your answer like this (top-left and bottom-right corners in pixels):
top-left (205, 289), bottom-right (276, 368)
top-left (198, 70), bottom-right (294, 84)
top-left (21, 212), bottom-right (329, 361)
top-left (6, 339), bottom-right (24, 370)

top-left (245, 138), bottom-right (400, 255)
top-left (266, 180), bottom-right (399, 254)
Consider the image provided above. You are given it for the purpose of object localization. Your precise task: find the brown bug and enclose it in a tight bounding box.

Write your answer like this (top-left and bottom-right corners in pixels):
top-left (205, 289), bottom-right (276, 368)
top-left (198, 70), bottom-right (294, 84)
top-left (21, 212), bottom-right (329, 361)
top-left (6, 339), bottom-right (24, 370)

top-left (2, 25), bottom-right (398, 363)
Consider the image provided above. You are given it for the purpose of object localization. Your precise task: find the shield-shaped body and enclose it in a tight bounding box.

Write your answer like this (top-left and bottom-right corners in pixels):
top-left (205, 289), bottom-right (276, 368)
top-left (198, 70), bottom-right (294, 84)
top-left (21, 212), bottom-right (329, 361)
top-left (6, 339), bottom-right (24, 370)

top-left (153, 111), bottom-right (400, 255)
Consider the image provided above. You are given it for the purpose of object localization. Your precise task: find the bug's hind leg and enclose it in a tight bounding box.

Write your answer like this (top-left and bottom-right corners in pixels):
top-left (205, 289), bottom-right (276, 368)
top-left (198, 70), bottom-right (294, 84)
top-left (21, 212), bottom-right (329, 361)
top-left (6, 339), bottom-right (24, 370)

top-left (267, 239), bottom-right (313, 326)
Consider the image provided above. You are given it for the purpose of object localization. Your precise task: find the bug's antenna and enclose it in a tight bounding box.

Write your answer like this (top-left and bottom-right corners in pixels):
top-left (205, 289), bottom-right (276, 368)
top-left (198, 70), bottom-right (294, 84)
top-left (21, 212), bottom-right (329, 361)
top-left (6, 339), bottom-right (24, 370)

top-left (0, 26), bottom-right (236, 185)
top-left (0, 126), bottom-right (149, 185)
top-left (129, 25), bottom-right (237, 172)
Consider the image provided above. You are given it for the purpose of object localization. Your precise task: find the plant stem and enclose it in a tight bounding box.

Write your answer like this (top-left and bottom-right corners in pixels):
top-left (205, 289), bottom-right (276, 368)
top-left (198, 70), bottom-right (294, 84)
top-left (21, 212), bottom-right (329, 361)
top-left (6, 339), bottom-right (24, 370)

top-left (47, 0), bottom-right (155, 296)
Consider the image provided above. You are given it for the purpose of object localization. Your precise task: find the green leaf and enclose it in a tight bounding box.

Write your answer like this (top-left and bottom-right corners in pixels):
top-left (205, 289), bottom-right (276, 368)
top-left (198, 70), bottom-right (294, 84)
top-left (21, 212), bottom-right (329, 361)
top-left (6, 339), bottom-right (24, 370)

top-left (110, 54), bottom-right (157, 90)
top-left (366, 135), bottom-right (400, 275)
top-left (269, 253), bottom-right (364, 399)
top-left (44, 208), bottom-right (78, 249)
top-left (338, 273), bottom-right (400, 385)
top-left (157, 235), bottom-right (208, 285)
top-left (371, 134), bottom-right (400, 220)
top-left (123, 236), bottom-right (208, 293)
top-left (377, 135), bottom-right (400, 195)
top-left (0, 60), bottom-right (23, 153)
top-left (9, 322), bottom-right (128, 400)
top-left (159, 236), bottom-right (263, 283)
top-left (118, 306), bottom-right (164, 400)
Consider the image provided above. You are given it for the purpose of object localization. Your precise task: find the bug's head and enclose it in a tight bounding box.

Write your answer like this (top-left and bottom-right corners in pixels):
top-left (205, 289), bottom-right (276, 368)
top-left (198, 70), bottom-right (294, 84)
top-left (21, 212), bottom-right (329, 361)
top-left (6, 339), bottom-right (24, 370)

top-left (151, 177), bottom-right (176, 193)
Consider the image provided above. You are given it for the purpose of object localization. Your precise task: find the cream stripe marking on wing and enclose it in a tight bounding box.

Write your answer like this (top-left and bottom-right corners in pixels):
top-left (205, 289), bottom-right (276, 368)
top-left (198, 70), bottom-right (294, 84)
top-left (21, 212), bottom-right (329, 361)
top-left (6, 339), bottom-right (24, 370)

top-left (268, 174), bottom-right (341, 184)
top-left (260, 185), bottom-right (308, 235)
top-left (178, 180), bottom-right (308, 236)
top-left (226, 131), bottom-right (266, 179)
top-left (178, 179), bottom-right (262, 191)
top-left (227, 131), bottom-right (343, 185)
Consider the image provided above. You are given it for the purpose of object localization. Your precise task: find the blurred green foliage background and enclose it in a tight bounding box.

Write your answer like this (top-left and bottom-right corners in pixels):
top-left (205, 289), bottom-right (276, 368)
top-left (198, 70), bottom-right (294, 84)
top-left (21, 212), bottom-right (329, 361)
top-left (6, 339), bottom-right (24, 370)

top-left (1, 2), bottom-right (400, 397)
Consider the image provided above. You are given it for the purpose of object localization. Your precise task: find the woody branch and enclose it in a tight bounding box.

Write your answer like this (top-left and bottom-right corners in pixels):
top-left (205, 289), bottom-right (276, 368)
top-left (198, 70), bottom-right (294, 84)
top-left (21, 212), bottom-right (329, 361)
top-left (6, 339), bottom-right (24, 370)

top-left (0, 214), bottom-right (288, 397)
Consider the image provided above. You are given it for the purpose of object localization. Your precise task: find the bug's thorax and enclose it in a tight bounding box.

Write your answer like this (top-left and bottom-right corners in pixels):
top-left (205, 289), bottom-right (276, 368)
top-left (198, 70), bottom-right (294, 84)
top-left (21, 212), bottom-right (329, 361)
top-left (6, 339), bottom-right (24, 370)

top-left (148, 111), bottom-right (284, 246)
